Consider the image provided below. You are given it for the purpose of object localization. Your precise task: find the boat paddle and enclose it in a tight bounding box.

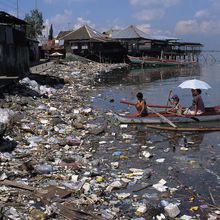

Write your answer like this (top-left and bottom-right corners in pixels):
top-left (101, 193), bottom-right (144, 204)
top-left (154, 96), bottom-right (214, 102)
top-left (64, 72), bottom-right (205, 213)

top-left (147, 106), bottom-right (177, 128)
top-left (165, 90), bottom-right (172, 111)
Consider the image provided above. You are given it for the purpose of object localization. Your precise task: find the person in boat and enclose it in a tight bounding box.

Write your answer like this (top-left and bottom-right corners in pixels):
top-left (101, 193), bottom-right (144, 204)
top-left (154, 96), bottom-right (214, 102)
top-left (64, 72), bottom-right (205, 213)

top-left (135, 92), bottom-right (148, 117)
top-left (184, 89), bottom-right (205, 115)
top-left (167, 94), bottom-right (182, 115)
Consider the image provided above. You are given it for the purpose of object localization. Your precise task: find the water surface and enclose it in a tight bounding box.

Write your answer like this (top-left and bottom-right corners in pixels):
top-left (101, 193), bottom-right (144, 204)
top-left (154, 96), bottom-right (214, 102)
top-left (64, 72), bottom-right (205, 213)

top-left (92, 59), bottom-right (220, 216)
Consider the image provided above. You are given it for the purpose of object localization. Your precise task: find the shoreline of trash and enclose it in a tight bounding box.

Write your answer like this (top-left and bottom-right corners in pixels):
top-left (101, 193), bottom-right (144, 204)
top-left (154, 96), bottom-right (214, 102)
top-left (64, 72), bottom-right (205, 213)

top-left (0, 61), bottom-right (219, 220)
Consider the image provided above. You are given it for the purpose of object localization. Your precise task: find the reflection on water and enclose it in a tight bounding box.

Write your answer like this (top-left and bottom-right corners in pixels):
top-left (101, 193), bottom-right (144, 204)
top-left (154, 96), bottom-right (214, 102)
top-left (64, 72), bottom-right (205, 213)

top-left (128, 65), bottom-right (201, 84)
top-left (95, 65), bottom-right (201, 86)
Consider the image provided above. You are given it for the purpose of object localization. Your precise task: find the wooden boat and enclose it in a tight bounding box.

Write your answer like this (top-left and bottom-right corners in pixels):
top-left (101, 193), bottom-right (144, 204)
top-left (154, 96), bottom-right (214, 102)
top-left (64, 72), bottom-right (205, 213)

top-left (127, 55), bottom-right (197, 67)
top-left (115, 106), bottom-right (220, 124)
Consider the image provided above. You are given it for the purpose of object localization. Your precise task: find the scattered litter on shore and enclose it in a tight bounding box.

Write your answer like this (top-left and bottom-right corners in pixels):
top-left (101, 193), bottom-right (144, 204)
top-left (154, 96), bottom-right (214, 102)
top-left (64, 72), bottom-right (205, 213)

top-left (0, 60), bottom-right (219, 219)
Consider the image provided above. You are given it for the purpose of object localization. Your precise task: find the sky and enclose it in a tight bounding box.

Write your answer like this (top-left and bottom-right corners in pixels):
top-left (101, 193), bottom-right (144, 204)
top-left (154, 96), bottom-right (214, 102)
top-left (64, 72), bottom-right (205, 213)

top-left (1, 0), bottom-right (220, 49)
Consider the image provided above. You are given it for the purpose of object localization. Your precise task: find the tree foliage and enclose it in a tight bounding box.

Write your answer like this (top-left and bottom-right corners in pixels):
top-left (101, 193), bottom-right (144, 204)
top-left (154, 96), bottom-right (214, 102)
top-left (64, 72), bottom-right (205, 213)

top-left (24, 9), bottom-right (44, 39)
top-left (48, 24), bottom-right (53, 40)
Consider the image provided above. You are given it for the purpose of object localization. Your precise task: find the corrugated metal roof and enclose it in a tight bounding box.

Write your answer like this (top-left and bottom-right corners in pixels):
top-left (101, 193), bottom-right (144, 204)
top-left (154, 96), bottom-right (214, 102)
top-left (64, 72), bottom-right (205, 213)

top-left (104, 28), bottom-right (121, 37)
top-left (153, 35), bottom-right (179, 41)
top-left (0, 11), bottom-right (27, 25)
top-left (61, 25), bottom-right (108, 42)
top-left (56, 31), bottom-right (71, 40)
top-left (111, 25), bottom-right (152, 40)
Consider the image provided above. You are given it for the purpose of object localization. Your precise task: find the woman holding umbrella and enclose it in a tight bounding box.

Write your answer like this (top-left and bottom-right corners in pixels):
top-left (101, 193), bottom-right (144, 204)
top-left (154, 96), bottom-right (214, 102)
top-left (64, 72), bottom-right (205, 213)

top-left (184, 89), bottom-right (205, 115)
top-left (178, 79), bottom-right (210, 115)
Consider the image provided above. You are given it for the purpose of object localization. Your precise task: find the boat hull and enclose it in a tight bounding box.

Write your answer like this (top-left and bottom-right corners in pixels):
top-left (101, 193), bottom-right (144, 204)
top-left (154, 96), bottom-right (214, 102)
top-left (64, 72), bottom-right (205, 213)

top-left (127, 55), bottom-right (197, 67)
top-left (115, 108), bottom-right (220, 124)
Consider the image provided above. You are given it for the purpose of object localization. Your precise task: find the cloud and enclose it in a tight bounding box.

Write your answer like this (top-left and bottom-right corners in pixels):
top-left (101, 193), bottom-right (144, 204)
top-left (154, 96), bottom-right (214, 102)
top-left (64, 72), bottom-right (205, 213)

top-left (73, 17), bottom-right (95, 29)
top-left (200, 20), bottom-right (220, 34)
top-left (130, 0), bottom-right (179, 23)
top-left (134, 9), bottom-right (165, 21)
top-left (136, 24), bottom-right (174, 38)
top-left (47, 9), bottom-right (95, 35)
top-left (50, 10), bottom-right (73, 26)
top-left (194, 10), bottom-right (209, 18)
top-left (175, 19), bottom-right (220, 35)
top-left (209, 0), bottom-right (220, 8)
top-left (47, 10), bottom-right (74, 35)
top-left (130, 0), bottom-right (180, 7)
top-left (175, 20), bottom-right (199, 34)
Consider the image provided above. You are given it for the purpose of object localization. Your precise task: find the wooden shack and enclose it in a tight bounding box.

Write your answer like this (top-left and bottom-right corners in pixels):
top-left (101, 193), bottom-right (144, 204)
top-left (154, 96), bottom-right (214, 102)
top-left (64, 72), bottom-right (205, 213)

top-left (111, 25), bottom-right (153, 57)
top-left (0, 11), bottom-right (30, 80)
top-left (57, 25), bottom-right (126, 63)
top-left (111, 25), bottom-right (203, 60)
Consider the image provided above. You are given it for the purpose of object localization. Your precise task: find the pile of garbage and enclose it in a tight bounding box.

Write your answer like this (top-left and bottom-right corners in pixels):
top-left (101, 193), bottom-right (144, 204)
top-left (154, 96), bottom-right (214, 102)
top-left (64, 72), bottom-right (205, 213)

top-left (0, 60), bottom-right (219, 220)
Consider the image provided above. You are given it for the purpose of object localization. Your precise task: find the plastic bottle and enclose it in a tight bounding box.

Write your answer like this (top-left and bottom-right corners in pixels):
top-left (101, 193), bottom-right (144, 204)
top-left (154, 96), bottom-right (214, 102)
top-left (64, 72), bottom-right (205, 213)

top-left (36, 164), bottom-right (53, 174)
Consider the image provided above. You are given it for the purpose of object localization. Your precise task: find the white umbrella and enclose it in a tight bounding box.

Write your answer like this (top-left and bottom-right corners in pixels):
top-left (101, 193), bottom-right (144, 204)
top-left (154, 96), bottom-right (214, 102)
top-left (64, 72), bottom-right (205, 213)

top-left (178, 79), bottom-right (211, 90)
top-left (50, 52), bottom-right (63, 56)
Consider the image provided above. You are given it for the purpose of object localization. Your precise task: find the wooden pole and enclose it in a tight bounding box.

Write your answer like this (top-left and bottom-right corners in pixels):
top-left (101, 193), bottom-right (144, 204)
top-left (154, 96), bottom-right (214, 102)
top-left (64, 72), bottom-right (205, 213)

top-left (146, 124), bottom-right (220, 132)
top-left (17, 0), bottom-right (19, 18)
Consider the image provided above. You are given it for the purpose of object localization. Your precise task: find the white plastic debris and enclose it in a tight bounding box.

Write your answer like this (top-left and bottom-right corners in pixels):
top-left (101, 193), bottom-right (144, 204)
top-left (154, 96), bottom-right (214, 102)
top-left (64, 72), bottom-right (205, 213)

top-left (82, 182), bottom-right (90, 194)
top-left (39, 119), bottom-right (49, 124)
top-left (135, 205), bottom-right (147, 216)
top-left (122, 134), bottom-right (133, 139)
top-left (0, 108), bottom-right (14, 124)
top-left (164, 203), bottom-right (180, 218)
top-left (156, 213), bottom-right (166, 220)
top-left (156, 158), bottom-right (165, 163)
top-left (153, 179), bottom-right (168, 192)
top-left (111, 162), bottom-right (119, 169)
top-left (142, 151), bottom-right (151, 158)
top-left (0, 173), bottom-right (7, 181)
top-left (82, 108), bottom-right (92, 113)
top-left (149, 146), bottom-right (156, 149)
top-left (7, 207), bottom-right (20, 220)
top-left (106, 181), bottom-right (123, 192)
top-left (129, 168), bottom-right (144, 176)
top-left (73, 109), bottom-right (80, 114)
top-left (180, 215), bottom-right (193, 220)
top-left (116, 193), bottom-right (130, 199)
top-left (164, 148), bottom-right (170, 153)
top-left (141, 145), bottom-right (148, 149)
top-left (71, 175), bottom-right (79, 182)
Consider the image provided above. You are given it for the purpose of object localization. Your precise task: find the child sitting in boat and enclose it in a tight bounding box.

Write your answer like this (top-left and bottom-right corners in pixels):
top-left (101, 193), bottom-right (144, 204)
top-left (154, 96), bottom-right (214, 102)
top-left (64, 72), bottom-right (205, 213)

top-left (167, 94), bottom-right (182, 115)
top-left (135, 92), bottom-right (148, 117)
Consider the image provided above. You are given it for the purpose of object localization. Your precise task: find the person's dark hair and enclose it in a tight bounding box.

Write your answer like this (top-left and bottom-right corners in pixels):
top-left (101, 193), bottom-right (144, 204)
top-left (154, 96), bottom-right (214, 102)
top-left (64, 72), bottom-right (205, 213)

top-left (136, 92), bottom-right (143, 99)
top-left (171, 94), bottom-right (179, 102)
top-left (196, 89), bottom-right (202, 94)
